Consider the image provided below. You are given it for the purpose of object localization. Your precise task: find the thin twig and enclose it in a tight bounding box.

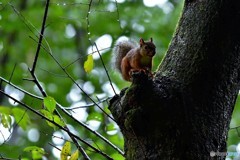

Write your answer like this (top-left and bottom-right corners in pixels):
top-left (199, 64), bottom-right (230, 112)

top-left (114, 0), bottom-right (122, 29)
top-left (30, 0), bottom-right (50, 73)
top-left (8, 63), bottom-right (17, 83)
top-left (48, 142), bottom-right (61, 151)
top-left (0, 77), bottom-right (43, 100)
top-left (63, 46), bottom-right (112, 69)
top-left (0, 155), bottom-right (14, 160)
top-left (94, 43), bottom-right (117, 95)
top-left (8, 2), bottom-right (38, 39)
top-left (65, 126), bottom-right (91, 160)
top-left (86, 0), bottom-right (92, 40)
top-left (30, 72), bottom-right (47, 97)
top-left (49, 2), bottom-right (89, 6)
top-left (0, 130), bottom-right (6, 144)
top-left (66, 97), bottom-right (110, 110)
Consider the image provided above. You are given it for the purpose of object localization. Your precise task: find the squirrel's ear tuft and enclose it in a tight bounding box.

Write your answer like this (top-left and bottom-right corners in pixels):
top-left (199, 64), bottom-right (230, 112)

top-left (140, 38), bottom-right (144, 46)
top-left (150, 38), bottom-right (153, 42)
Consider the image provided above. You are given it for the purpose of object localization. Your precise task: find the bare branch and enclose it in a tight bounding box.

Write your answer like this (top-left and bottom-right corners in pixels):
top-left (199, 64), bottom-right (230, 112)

top-left (0, 77), bottom-right (43, 100)
top-left (64, 47), bottom-right (111, 69)
top-left (94, 43), bottom-right (117, 95)
top-left (8, 2), bottom-right (38, 38)
top-left (114, 0), bottom-right (121, 29)
top-left (49, 2), bottom-right (89, 6)
top-left (30, 0), bottom-right (50, 73)
top-left (66, 97), bottom-right (110, 110)
top-left (86, 0), bottom-right (92, 40)
top-left (8, 63), bottom-right (17, 83)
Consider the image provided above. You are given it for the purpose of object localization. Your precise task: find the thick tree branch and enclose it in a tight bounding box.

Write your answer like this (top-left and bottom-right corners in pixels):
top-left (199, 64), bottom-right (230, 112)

top-left (110, 0), bottom-right (240, 159)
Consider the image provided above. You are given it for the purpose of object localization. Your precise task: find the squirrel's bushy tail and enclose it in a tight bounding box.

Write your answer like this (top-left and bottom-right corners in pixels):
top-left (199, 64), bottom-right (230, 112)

top-left (112, 40), bottom-right (137, 72)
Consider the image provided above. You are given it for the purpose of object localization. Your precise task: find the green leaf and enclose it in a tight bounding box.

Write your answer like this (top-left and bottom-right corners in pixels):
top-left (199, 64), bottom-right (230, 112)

top-left (53, 115), bottom-right (65, 127)
top-left (24, 146), bottom-right (45, 160)
top-left (69, 150), bottom-right (79, 160)
top-left (110, 153), bottom-right (124, 160)
top-left (40, 109), bottom-right (53, 120)
top-left (0, 106), bottom-right (12, 115)
top-left (44, 96), bottom-right (56, 113)
top-left (40, 109), bottom-right (55, 129)
top-left (32, 150), bottom-right (43, 159)
top-left (103, 105), bottom-right (111, 114)
top-left (106, 123), bottom-right (116, 131)
top-left (0, 107), bottom-right (12, 129)
top-left (61, 141), bottom-right (71, 160)
top-left (24, 146), bottom-right (45, 154)
top-left (1, 114), bottom-right (12, 128)
top-left (87, 112), bottom-right (103, 121)
top-left (84, 54), bottom-right (94, 73)
top-left (12, 108), bottom-right (30, 130)
top-left (40, 109), bottom-right (65, 129)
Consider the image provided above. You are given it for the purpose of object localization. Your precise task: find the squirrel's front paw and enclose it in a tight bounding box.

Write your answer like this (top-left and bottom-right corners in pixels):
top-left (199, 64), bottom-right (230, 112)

top-left (129, 69), bottom-right (144, 78)
top-left (129, 69), bottom-right (153, 83)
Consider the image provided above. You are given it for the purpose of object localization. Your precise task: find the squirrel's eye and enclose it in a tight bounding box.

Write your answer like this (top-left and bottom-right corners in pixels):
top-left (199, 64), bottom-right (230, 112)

top-left (144, 46), bottom-right (148, 49)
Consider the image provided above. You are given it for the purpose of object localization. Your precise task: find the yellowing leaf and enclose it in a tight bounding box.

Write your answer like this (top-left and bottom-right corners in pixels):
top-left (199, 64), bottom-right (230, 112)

top-left (84, 54), bottom-right (94, 73)
top-left (61, 141), bottom-right (71, 160)
top-left (43, 96), bottom-right (56, 113)
top-left (12, 108), bottom-right (30, 130)
top-left (69, 150), bottom-right (79, 160)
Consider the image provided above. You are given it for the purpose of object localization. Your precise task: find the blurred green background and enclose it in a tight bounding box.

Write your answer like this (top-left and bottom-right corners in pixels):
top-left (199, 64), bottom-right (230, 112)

top-left (0, 0), bottom-right (239, 159)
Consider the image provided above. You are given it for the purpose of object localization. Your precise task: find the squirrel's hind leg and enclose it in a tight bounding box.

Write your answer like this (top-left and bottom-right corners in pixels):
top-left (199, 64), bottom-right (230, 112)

top-left (121, 58), bottom-right (131, 81)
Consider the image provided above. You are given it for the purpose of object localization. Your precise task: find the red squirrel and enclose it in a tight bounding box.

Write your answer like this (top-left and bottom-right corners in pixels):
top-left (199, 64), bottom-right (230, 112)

top-left (113, 38), bottom-right (156, 81)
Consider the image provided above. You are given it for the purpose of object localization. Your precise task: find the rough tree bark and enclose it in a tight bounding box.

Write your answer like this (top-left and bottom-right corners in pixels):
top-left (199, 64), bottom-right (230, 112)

top-left (109, 0), bottom-right (240, 159)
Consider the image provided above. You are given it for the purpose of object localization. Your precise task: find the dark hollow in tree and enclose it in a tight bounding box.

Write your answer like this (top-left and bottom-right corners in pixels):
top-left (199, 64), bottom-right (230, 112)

top-left (109, 0), bottom-right (240, 159)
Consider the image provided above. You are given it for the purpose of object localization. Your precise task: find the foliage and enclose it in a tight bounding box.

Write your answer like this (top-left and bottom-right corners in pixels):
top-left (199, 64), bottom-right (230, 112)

top-left (84, 54), bottom-right (94, 73)
top-left (1, 0), bottom-right (240, 159)
top-left (24, 146), bottom-right (46, 159)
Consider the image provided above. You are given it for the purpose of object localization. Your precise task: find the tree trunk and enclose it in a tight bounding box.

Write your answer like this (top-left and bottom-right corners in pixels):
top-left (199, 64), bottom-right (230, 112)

top-left (109, 0), bottom-right (240, 159)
